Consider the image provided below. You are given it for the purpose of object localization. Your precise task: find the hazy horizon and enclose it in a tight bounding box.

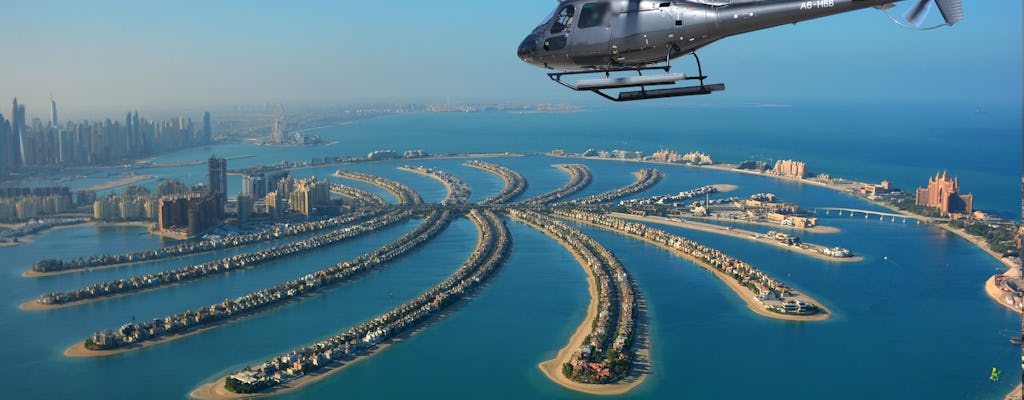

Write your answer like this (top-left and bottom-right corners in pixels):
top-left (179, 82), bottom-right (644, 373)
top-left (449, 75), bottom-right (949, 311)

top-left (1, 1), bottom-right (1020, 119)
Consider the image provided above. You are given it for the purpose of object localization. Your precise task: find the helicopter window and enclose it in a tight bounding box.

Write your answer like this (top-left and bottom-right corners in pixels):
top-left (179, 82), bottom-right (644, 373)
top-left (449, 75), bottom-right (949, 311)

top-left (550, 5), bottom-right (575, 34)
top-left (578, 3), bottom-right (610, 29)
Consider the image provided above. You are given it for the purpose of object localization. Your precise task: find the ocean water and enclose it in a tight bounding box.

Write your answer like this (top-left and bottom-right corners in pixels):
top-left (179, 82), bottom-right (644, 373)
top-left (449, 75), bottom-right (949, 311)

top-left (0, 107), bottom-right (1020, 399)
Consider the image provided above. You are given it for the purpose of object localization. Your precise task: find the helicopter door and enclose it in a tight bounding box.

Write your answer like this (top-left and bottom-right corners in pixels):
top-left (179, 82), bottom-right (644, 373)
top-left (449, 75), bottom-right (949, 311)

top-left (568, 2), bottom-right (613, 67)
top-left (543, 3), bottom-right (575, 55)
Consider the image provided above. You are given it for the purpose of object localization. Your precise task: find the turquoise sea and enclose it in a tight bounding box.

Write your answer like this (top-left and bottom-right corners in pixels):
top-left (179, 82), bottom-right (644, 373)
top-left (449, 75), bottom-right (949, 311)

top-left (0, 103), bottom-right (1020, 399)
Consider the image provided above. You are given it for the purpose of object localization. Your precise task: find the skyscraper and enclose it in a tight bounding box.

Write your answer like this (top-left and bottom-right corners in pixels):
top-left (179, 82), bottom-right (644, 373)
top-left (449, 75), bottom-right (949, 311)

top-left (241, 172), bottom-right (267, 199)
top-left (202, 112), bottom-right (212, 144)
top-left (270, 104), bottom-right (286, 144)
top-left (11, 98), bottom-right (25, 170)
top-left (0, 113), bottom-right (9, 173)
top-left (50, 97), bottom-right (58, 127)
top-left (208, 156), bottom-right (227, 218)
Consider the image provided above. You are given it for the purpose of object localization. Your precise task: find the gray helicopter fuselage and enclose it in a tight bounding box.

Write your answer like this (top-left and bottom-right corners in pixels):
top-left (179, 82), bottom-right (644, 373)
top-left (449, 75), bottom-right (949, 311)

top-left (518, 0), bottom-right (901, 71)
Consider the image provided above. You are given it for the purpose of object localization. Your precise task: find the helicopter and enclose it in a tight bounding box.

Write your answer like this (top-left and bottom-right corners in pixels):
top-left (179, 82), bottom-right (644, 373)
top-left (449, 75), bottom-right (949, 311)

top-left (518, 0), bottom-right (963, 101)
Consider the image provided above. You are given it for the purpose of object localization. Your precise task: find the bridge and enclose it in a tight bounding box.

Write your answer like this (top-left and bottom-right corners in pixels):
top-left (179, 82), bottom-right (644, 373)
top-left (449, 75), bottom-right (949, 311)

top-left (812, 208), bottom-right (945, 224)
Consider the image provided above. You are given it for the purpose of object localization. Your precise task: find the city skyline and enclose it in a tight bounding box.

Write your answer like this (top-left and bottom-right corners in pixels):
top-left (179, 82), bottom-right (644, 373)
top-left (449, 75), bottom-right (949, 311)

top-left (0, 1), bottom-right (1020, 116)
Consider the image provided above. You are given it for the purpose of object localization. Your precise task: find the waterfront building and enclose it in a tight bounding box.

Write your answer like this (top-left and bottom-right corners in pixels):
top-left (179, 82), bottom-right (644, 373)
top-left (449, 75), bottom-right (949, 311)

top-left (241, 173), bottom-right (267, 199)
top-left (157, 179), bottom-right (188, 197)
top-left (288, 177), bottom-right (330, 216)
top-left (771, 160), bottom-right (807, 179)
top-left (208, 156), bottom-right (227, 218)
top-left (158, 193), bottom-right (221, 234)
top-left (158, 196), bottom-right (191, 230)
top-left (915, 171), bottom-right (973, 215)
top-left (237, 194), bottom-right (254, 222)
top-left (266, 191), bottom-right (284, 220)
top-left (187, 194), bottom-right (221, 235)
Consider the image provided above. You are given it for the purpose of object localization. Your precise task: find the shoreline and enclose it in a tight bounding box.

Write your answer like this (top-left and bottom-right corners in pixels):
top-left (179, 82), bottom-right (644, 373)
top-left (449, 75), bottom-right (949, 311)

top-left (511, 216), bottom-right (650, 395)
top-left (81, 174), bottom-right (156, 192)
top-left (1006, 384), bottom-right (1022, 400)
top-left (983, 275), bottom-right (1022, 315)
top-left (562, 215), bottom-right (831, 322)
top-left (613, 213), bottom-right (862, 264)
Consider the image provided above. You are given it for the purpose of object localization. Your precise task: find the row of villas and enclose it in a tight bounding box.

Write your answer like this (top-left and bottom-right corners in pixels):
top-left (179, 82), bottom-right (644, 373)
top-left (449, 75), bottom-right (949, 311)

top-left (569, 168), bottom-right (663, 206)
top-left (555, 210), bottom-right (820, 316)
top-left (399, 166), bottom-right (472, 206)
top-left (223, 210), bottom-right (511, 394)
top-left (38, 210), bottom-right (413, 305)
top-left (524, 164), bottom-right (592, 205)
top-left (85, 210), bottom-right (452, 352)
top-left (0, 217), bottom-right (87, 244)
top-left (464, 160), bottom-right (528, 205)
top-left (333, 170), bottom-right (423, 206)
top-left (620, 185), bottom-right (720, 207)
top-left (329, 184), bottom-right (387, 206)
top-left (510, 209), bottom-right (638, 384)
top-left (31, 207), bottom-right (388, 273)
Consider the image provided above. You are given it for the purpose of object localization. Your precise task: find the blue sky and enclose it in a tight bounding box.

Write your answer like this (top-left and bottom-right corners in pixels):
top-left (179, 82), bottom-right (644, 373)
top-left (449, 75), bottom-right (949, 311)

top-left (0, 1), bottom-right (1019, 116)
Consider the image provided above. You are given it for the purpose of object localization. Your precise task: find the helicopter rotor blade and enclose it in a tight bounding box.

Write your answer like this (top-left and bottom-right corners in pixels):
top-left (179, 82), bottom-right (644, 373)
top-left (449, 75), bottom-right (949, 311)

top-left (903, 0), bottom-right (933, 27)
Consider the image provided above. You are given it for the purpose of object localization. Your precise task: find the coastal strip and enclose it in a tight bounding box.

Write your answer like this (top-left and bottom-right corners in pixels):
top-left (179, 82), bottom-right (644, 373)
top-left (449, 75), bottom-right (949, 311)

top-left (556, 210), bottom-right (830, 321)
top-left (190, 209), bottom-right (511, 399)
top-left (396, 166), bottom-right (471, 206)
top-left (682, 213), bottom-right (841, 234)
top-left (464, 160), bottom-right (528, 204)
top-left (509, 209), bottom-right (647, 395)
top-left (332, 170), bottom-right (423, 206)
top-left (613, 213), bottom-right (862, 263)
top-left (24, 210), bottom-right (414, 311)
top-left (568, 168), bottom-right (663, 206)
top-left (66, 210), bottom-right (453, 357)
top-left (81, 174), bottom-right (155, 192)
top-left (984, 266), bottom-right (1023, 314)
top-left (522, 164), bottom-right (593, 205)
top-left (25, 208), bottom-right (390, 277)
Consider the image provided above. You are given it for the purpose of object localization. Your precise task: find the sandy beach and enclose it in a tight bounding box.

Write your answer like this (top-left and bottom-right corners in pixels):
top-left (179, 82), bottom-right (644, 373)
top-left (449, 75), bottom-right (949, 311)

top-left (1006, 383), bottom-right (1022, 400)
top-left (613, 213), bottom-right (862, 263)
top-left (940, 224), bottom-right (1018, 270)
top-left (563, 215), bottom-right (831, 322)
top-left (711, 184), bottom-right (739, 193)
top-left (511, 216), bottom-right (650, 395)
top-left (984, 275), bottom-right (1022, 314)
top-left (64, 320), bottom-right (232, 358)
top-left (82, 174), bottom-right (155, 192)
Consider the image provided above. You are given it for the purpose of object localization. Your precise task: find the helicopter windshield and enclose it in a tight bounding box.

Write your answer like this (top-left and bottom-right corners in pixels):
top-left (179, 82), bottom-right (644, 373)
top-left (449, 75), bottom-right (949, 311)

top-left (550, 4), bottom-right (576, 34)
top-left (537, 7), bottom-right (559, 27)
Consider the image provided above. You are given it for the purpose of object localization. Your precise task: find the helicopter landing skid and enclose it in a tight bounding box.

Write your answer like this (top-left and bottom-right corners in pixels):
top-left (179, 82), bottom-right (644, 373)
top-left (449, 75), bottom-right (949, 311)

top-left (547, 54), bottom-right (724, 101)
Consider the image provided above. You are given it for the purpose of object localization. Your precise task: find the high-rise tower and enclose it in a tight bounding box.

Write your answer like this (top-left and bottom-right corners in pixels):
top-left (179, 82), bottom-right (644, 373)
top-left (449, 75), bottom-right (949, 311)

top-left (202, 112), bottom-right (212, 144)
top-left (11, 98), bottom-right (25, 170)
top-left (50, 96), bottom-right (58, 127)
top-left (208, 155), bottom-right (228, 218)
